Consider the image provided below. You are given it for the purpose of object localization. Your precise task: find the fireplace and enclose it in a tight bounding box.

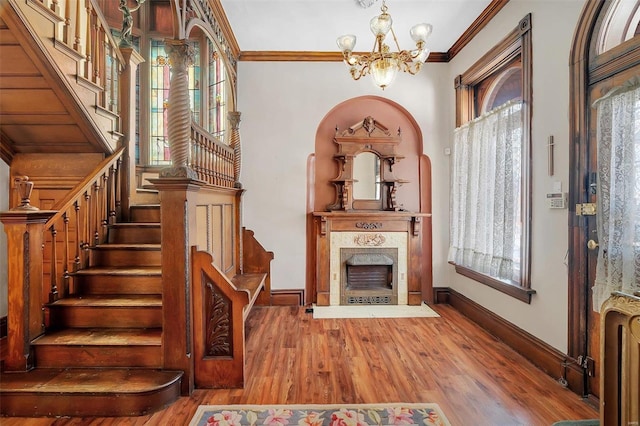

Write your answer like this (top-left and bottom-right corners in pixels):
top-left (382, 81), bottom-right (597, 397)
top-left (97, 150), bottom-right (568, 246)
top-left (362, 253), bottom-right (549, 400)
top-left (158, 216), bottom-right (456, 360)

top-left (329, 231), bottom-right (408, 306)
top-left (341, 249), bottom-right (398, 304)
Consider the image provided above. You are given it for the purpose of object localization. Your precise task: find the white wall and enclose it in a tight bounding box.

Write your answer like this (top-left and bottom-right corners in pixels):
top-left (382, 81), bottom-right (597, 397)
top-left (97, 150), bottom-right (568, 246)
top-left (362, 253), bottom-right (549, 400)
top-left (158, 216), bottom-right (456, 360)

top-left (447, 0), bottom-right (585, 352)
top-left (238, 0), bottom-right (584, 353)
top-left (0, 159), bottom-right (9, 318)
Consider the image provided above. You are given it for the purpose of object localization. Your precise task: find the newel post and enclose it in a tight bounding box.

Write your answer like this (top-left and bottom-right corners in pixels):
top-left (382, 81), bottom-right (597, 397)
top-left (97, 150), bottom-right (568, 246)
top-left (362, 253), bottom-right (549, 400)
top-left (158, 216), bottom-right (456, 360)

top-left (119, 46), bottom-right (145, 219)
top-left (149, 177), bottom-right (200, 395)
top-left (0, 177), bottom-right (56, 371)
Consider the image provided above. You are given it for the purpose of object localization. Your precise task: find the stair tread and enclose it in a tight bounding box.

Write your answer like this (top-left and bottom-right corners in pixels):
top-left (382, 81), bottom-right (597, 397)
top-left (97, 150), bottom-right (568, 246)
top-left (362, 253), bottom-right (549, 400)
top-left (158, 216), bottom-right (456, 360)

top-left (0, 368), bottom-right (182, 393)
top-left (33, 328), bottom-right (161, 345)
top-left (49, 295), bottom-right (162, 307)
top-left (72, 266), bottom-right (161, 276)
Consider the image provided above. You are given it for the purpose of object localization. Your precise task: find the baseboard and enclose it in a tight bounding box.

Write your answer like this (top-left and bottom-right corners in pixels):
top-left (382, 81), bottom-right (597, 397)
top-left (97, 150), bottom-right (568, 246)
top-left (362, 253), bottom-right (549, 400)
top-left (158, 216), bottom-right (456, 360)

top-left (433, 287), bottom-right (585, 397)
top-left (271, 289), bottom-right (304, 306)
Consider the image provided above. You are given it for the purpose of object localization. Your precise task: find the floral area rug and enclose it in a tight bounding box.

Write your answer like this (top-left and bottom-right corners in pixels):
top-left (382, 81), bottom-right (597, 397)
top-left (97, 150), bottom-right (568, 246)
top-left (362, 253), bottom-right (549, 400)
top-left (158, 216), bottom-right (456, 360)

top-left (188, 403), bottom-right (451, 426)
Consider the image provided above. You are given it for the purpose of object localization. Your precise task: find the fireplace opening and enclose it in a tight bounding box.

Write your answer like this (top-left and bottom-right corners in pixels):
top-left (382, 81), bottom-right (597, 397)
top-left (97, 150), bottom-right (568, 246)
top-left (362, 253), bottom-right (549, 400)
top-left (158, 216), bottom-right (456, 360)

top-left (341, 251), bottom-right (398, 305)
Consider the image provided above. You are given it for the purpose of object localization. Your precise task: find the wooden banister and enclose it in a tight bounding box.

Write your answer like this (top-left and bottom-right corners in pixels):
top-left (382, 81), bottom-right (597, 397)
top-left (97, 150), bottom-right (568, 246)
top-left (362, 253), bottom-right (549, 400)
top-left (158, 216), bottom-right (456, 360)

top-left (191, 123), bottom-right (235, 188)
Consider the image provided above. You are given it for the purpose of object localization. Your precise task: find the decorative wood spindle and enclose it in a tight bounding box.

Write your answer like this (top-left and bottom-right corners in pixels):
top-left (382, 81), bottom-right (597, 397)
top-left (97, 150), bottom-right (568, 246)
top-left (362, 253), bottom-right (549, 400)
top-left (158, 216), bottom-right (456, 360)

top-left (62, 212), bottom-right (70, 296)
top-left (49, 225), bottom-right (58, 303)
top-left (63, 0), bottom-right (71, 45)
top-left (74, 200), bottom-right (81, 272)
top-left (115, 158), bottom-right (122, 218)
top-left (83, 191), bottom-right (90, 265)
top-left (228, 111), bottom-right (241, 188)
top-left (93, 182), bottom-right (99, 245)
top-left (74, 0), bottom-right (82, 52)
top-left (85, 1), bottom-right (92, 80)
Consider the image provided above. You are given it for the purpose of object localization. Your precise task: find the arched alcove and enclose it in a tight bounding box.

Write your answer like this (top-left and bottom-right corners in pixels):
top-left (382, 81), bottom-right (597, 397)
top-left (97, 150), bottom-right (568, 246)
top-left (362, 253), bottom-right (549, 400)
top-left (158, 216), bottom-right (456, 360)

top-left (305, 96), bottom-right (433, 307)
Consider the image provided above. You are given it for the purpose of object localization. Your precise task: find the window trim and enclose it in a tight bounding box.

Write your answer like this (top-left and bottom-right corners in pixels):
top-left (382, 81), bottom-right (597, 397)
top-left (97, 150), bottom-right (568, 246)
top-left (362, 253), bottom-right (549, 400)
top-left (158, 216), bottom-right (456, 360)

top-left (453, 13), bottom-right (534, 302)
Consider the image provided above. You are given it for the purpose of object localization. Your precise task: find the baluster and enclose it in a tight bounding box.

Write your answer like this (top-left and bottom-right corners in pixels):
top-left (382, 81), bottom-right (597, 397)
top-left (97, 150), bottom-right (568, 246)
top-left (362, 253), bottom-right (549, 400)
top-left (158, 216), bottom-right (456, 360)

top-left (114, 158), bottom-right (122, 219)
top-left (207, 139), bottom-right (213, 184)
top-left (100, 174), bottom-right (108, 242)
top-left (49, 224), bottom-right (59, 303)
top-left (83, 191), bottom-right (90, 266)
top-left (207, 139), bottom-right (217, 185)
top-left (192, 137), bottom-right (199, 180)
top-left (74, 0), bottom-right (82, 52)
top-left (215, 145), bottom-right (221, 186)
top-left (93, 23), bottom-right (102, 86)
top-left (63, 211), bottom-right (70, 296)
top-left (108, 165), bottom-right (116, 224)
top-left (84, 1), bottom-right (92, 81)
top-left (92, 182), bottom-right (99, 247)
top-left (74, 200), bottom-right (81, 272)
top-left (63, 0), bottom-right (71, 45)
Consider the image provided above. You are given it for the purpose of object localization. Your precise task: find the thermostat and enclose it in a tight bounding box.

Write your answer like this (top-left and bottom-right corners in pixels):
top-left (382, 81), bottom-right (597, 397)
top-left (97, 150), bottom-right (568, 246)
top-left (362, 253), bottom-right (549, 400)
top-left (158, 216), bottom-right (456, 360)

top-left (546, 192), bottom-right (567, 209)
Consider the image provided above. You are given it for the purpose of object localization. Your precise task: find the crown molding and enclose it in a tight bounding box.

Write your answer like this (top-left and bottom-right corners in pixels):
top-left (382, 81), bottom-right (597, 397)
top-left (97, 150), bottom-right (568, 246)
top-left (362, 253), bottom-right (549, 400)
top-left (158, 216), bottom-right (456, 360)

top-left (447, 0), bottom-right (511, 61)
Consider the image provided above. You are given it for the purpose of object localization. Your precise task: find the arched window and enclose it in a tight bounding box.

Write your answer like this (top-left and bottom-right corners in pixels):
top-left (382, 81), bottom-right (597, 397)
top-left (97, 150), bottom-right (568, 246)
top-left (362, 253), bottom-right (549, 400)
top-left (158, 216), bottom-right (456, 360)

top-left (596, 0), bottom-right (640, 54)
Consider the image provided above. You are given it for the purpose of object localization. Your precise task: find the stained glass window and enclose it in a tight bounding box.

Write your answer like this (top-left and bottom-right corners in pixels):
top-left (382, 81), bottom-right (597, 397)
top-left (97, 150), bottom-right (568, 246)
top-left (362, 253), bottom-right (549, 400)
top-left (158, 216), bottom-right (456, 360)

top-left (208, 38), bottom-right (226, 142)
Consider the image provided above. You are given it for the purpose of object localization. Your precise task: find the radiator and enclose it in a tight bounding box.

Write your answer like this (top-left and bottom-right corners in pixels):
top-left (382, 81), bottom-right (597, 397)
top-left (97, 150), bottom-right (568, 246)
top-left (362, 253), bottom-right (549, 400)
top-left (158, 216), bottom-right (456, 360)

top-left (601, 291), bottom-right (640, 426)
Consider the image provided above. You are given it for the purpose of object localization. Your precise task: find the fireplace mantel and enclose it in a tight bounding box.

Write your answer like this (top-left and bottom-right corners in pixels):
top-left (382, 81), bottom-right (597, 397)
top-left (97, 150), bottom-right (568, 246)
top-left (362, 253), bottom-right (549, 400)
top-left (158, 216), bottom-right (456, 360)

top-left (311, 211), bottom-right (432, 306)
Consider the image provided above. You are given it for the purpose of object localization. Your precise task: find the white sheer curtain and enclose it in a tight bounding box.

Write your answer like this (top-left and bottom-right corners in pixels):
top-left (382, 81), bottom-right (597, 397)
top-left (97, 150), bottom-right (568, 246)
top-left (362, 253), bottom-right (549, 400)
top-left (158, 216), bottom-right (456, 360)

top-left (592, 79), bottom-right (640, 311)
top-left (449, 100), bottom-right (523, 282)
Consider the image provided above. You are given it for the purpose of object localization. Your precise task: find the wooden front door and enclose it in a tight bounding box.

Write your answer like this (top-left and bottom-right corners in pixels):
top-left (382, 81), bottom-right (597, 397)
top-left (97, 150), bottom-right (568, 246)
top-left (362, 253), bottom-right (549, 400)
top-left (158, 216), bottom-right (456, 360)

top-left (569, 0), bottom-right (640, 400)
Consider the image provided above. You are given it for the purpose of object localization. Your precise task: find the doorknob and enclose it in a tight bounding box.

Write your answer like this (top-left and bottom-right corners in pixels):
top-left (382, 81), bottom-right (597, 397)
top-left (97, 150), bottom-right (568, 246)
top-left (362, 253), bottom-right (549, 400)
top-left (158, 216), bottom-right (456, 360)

top-left (587, 239), bottom-right (599, 250)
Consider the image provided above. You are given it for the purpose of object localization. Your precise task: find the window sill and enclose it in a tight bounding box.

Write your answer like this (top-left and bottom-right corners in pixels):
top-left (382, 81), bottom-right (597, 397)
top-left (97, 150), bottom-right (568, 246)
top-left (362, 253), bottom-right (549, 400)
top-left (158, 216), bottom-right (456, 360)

top-left (452, 263), bottom-right (536, 303)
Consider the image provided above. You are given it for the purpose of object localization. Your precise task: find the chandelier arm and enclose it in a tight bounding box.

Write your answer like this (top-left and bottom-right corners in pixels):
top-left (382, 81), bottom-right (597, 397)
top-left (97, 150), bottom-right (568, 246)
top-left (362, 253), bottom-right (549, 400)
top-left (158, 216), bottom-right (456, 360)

top-left (389, 26), bottom-right (402, 53)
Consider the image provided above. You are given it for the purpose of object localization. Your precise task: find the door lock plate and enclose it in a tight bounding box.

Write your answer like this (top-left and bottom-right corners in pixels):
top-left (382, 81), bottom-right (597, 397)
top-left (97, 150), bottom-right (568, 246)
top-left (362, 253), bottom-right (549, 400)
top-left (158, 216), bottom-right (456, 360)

top-left (575, 203), bottom-right (597, 216)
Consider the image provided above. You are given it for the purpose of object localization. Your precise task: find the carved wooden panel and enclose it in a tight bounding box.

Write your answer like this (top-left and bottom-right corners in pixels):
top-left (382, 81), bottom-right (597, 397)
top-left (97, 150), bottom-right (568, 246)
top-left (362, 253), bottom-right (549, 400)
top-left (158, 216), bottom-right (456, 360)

top-left (204, 277), bottom-right (233, 357)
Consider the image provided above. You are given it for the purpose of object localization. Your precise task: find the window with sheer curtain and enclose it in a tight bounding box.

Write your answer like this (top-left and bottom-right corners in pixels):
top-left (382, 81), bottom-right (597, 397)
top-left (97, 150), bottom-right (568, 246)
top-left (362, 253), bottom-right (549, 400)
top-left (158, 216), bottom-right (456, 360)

top-left (449, 100), bottom-right (524, 285)
top-left (592, 79), bottom-right (640, 311)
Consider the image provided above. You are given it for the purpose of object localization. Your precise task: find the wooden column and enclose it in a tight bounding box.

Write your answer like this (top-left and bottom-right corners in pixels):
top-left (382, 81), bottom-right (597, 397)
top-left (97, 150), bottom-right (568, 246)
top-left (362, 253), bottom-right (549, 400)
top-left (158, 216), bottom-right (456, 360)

top-left (150, 177), bottom-right (200, 395)
top-left (161, 39), bottom-right (196, 179)
top-left (228, 111), bottom-right (242, 188)
top-left (0, 210), bottom-right (56, 371)
top-left (118, 47), bottom-right (145, 219)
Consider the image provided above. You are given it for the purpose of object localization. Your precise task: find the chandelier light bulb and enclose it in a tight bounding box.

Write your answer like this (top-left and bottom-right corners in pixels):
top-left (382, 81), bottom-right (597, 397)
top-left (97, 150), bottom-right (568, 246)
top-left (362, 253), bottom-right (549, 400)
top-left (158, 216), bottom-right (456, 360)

top-left (409, 23), bottom-right (432, 43)
top-left (370, 13), bottom-right (392, 37)
top-left (336, 34), bottom-right (357, 53)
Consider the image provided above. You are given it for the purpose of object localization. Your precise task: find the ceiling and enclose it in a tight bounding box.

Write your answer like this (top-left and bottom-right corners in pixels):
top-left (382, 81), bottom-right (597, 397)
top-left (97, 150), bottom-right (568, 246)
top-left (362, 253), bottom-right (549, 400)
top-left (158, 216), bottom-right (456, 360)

top-left (219, 0), bottom-right (494, 54)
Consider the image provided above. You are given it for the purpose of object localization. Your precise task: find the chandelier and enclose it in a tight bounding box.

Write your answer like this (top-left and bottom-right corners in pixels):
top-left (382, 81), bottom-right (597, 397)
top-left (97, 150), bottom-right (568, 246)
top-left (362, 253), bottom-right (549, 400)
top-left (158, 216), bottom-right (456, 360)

top-left (337, 0), bottom-right (432, 89)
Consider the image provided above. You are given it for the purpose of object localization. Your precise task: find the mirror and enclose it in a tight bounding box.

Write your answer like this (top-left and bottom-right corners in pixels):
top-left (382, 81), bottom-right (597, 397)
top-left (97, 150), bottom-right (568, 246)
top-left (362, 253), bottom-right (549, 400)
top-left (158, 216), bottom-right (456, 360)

top-left (353, 152), bottom-right (381, 200)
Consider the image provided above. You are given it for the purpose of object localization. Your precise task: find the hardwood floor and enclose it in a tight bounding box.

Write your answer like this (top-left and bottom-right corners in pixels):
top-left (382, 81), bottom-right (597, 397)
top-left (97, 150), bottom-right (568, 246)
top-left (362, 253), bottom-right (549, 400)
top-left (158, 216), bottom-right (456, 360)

top-left (0, 304), bottom-right (598, 425)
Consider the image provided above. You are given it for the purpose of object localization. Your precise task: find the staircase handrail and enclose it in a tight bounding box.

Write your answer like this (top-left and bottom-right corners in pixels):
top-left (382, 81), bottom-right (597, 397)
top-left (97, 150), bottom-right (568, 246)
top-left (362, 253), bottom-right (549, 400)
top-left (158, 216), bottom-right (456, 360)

top-left (45, 146), bottom-right (126, 229)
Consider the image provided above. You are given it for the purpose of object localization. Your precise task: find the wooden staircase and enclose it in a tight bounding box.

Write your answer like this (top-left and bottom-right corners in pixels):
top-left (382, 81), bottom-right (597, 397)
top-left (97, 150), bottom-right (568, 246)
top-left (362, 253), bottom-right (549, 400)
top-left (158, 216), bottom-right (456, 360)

top-left (0, 205), bottom-right (183, 417)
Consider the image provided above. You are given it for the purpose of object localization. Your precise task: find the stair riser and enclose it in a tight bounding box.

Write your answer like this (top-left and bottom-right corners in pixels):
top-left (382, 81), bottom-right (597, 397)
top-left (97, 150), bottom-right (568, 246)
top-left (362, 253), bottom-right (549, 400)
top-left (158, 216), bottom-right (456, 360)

top-left (0, 385), bottom-right (181, 417)
top-left (130, 207), bottom-right (161, 223)
top-left (33, 345), bottom-right (162, 368)
top-left (91, 249), bottom-right (161, 267)
top-left (49, 307), bottom-right (162, 328)
top-left (108, 227), bottom-right (161, 244)
top-left (74, 275), bottom-right (162, 295)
